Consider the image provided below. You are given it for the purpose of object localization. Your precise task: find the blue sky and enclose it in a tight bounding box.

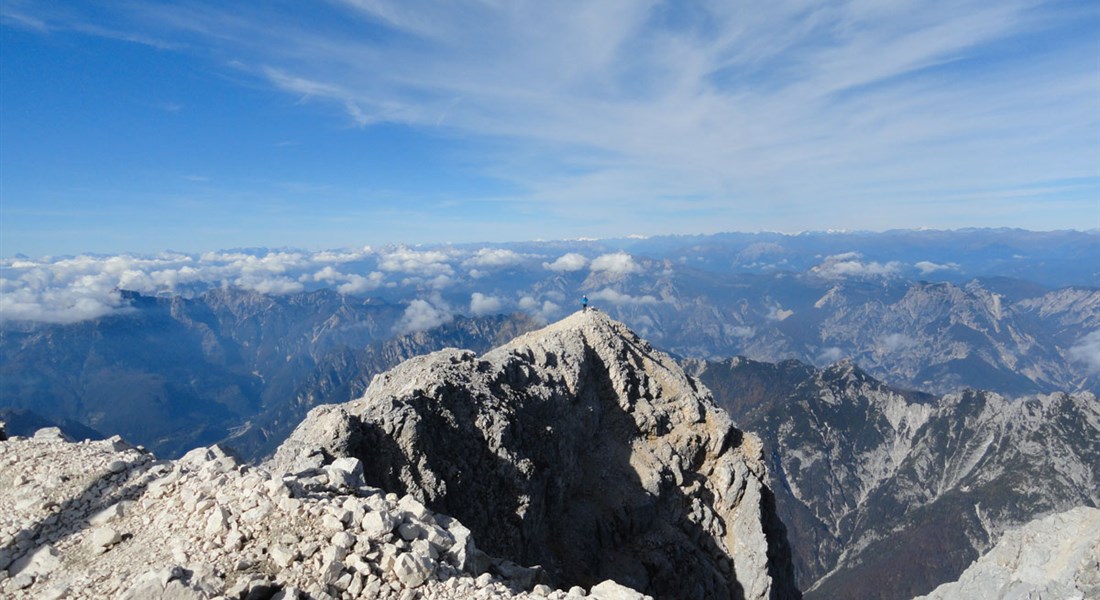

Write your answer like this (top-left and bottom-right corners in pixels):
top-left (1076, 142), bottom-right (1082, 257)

top-left (1, 0), bottom-right (1098, 257)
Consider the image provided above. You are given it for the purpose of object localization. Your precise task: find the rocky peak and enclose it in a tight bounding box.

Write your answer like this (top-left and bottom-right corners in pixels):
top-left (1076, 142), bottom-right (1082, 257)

top-left (696, 356), bottom-right (1100, 599)
top-left (273, 310), bottom-right (800, 599)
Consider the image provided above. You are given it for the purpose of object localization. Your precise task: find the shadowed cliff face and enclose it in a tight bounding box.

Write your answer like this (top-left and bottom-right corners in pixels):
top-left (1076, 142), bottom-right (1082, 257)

top-left (273, 311), bottom-right (800, 600)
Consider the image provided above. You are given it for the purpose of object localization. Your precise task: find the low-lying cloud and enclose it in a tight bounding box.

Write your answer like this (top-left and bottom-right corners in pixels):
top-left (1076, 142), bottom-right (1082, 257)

top-left (589, 288), bottom-right (659, 306)
top-left (590, 252), bottom-right (642, 276)
top-left (338, 271), bottom-right (386, 294)
top-left (377, 247), bottom-right (454, 276)
top-left (463, 249), bottom-right (526, 269)
top-left (766, 305), bottom-right (795, 322)
top-left (0, 246), bottom-right (531, 323)
top-left (469, 292), bottom-right (503, 316)
top-left (518, 295), bottom-right (563, 323)
top-left (914, 261), bottom-right (960, 275)
top-left (543, 253), bottom-right (589, 273)
top-left (878, 333), bottom-right (915, 353)
top-left (727, 325), bottom-right (754, 338)
top-left (1068, 330), bottom-right (1100, 375)
top-left (813, 252), bottom-right (901, 279)
top-left (816, 347), bottom-right (845, 364)
top-left (396, 298), bottom-right (453, 334)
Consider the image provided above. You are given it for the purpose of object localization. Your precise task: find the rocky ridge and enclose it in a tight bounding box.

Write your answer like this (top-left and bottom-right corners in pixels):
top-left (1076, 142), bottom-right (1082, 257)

top-left (914, 506), bottom-right (1100, 599)
top-left (0, 428), bottom-right (650, 599)
top-left (691, 356), bottom-right (1100, 599)
top-left (273, 310), bottom-right (799, 600)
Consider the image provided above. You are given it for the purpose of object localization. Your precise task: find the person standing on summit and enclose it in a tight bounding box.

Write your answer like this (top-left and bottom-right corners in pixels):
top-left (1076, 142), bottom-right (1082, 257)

top-left (582, 295), bottom-right (588, 313)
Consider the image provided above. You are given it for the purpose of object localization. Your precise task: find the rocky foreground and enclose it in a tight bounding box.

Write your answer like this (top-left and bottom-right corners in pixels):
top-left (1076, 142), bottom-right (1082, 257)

top-left (0, 426), bottom-right (653, 599)
top-left (0, 311), bottom-right (800, 599)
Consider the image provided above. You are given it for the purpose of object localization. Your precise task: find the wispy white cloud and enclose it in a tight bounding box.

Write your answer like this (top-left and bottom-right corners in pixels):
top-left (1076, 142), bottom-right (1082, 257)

top-left (8, 1), bottom-right (1093, 234)
top-left (914, 260), bottom-right (960, 275)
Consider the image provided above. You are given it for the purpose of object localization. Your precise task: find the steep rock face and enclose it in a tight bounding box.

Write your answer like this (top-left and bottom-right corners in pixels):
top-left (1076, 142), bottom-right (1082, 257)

top-left (273, 311), bottom-right (799, 599)
top-left (692, 357), bottom-right (1100, 599)
top-left (914, 506), bottom-right (1100, 600)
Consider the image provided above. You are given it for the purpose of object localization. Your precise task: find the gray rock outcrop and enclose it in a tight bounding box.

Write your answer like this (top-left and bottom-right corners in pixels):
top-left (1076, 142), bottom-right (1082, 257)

top-left (914, 506), bottom-right (1100, 600)
top-left (273, 310), bottom-right (800, 599)
top-left (0, 430), bottom-right (636, 599)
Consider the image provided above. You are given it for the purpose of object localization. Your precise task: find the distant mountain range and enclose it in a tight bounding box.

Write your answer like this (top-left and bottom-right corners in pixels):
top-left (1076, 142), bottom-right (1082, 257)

top-left (2, 229), bottom-right (1096, 461)
top-left (690, 356), bottom-right (1099, 599)
top-left (0, 288), bottom-right (538, 458)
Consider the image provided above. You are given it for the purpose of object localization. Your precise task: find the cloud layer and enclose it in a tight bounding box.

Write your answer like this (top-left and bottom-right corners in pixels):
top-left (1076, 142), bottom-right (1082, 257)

top-left (0, 246), bottom-right (642, 323)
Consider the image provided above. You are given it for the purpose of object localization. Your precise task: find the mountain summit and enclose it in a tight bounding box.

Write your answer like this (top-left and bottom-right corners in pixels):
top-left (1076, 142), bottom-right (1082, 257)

top-left (273, 310), bottom-right (800, 599)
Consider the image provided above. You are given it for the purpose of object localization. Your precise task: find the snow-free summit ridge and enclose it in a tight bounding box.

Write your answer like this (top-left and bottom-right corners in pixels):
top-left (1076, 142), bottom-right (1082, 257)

top-left (274, 310), bottom-right (800, 599)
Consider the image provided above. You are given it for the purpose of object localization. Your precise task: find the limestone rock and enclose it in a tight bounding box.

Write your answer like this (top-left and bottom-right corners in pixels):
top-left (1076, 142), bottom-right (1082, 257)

top-left (0, 430), bottom-right (576, 599)
top-left (393, 551), bottom-right (434, 588)
top-left (589, 580), bottom-right (652, 600)
top-left (327, 457), bottom-right (364, 489)
top-left (33, 427), bottom-right (71, 442)
top-left (90, 527), bottom-right (122, 551)
top-left (914, 506), bottom-right (1100, 600)
top-left (9, 544), bottom-right (60, 579)
top-left (273, 311), bottom-right (800, 599)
